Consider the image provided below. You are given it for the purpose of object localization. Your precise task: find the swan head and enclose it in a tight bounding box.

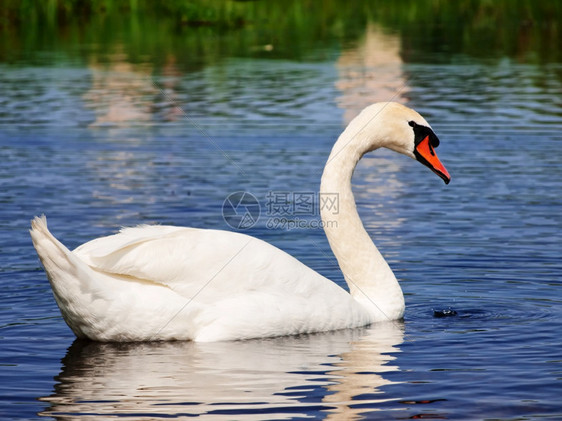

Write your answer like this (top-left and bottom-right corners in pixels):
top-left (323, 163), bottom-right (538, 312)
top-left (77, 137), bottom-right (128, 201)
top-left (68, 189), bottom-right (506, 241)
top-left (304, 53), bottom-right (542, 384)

top-left (351, 102), bottom-right (451, 184)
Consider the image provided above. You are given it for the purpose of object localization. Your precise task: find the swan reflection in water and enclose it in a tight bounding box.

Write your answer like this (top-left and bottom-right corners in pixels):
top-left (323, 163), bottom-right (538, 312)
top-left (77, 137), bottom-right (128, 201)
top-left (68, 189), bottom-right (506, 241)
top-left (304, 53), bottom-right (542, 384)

top-left (39, 322), bottom-right (404, 420)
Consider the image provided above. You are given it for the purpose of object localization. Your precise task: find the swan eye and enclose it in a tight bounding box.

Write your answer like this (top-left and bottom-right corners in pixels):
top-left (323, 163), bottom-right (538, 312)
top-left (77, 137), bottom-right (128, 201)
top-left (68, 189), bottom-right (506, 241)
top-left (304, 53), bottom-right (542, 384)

top-left (410, 122), bottom-right (440, 148)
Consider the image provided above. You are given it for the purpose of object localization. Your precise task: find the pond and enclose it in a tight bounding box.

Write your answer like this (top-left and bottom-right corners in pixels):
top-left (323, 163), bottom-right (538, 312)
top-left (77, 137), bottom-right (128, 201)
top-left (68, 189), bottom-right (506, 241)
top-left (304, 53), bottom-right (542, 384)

top-left (1, 2), bottom-right (561, 419)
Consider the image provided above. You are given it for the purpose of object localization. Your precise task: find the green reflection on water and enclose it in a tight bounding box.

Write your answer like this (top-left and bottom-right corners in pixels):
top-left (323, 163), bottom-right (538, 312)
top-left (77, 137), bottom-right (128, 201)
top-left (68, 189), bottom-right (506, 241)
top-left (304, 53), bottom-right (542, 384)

top-left (0, 0), bottom-right (560, 67)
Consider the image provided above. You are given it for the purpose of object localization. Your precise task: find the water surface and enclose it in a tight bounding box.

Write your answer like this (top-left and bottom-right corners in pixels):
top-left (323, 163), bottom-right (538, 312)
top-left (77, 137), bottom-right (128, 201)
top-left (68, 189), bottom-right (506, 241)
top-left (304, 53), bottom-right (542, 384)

top-left (1, 5), bottom-right (561, 420)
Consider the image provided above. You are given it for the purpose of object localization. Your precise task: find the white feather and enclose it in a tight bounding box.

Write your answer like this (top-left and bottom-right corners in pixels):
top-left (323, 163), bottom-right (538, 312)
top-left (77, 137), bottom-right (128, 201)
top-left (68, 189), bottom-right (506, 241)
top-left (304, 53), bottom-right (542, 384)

top-left (30, 102), bottom-right (447, 342)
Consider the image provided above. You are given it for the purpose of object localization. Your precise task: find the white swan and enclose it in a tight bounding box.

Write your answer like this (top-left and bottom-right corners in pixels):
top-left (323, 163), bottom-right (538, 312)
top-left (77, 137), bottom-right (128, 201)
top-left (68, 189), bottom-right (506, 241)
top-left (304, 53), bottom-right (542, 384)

top-left (30, 102), bottom-right (450, 342)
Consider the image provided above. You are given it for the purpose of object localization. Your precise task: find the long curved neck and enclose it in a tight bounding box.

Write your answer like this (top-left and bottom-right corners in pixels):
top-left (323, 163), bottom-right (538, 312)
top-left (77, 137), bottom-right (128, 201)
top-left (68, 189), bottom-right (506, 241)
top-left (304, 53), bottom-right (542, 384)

top-left (320, 129), bottom-right (404, 321)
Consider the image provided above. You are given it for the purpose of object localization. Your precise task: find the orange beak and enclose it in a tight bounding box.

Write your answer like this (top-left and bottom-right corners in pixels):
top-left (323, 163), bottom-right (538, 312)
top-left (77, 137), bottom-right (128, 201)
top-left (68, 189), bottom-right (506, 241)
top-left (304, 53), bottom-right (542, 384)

top-left (414, 135), bottom-right (451, 184)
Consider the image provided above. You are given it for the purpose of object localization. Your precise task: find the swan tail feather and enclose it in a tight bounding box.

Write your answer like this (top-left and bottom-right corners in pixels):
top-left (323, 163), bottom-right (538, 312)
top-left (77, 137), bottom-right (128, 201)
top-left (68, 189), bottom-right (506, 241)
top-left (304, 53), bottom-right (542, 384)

top-left (30, 215), bottom-right (99, 338)
top-left (30, 216), bottom-right (76, 277)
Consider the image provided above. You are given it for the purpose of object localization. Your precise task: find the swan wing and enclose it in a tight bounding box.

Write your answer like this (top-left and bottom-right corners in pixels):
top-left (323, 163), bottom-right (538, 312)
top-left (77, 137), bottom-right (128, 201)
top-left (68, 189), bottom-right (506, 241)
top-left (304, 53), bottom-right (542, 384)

top-left (72, 225), bottom-right (370, 340)
top-left (74, 225), bottom-right (324, 300)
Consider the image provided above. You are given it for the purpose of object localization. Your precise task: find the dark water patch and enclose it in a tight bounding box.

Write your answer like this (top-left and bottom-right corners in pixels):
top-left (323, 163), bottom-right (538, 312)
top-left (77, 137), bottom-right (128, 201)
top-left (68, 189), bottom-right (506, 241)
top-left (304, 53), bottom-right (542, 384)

top-left (432, 309), bottom-right (457, 318)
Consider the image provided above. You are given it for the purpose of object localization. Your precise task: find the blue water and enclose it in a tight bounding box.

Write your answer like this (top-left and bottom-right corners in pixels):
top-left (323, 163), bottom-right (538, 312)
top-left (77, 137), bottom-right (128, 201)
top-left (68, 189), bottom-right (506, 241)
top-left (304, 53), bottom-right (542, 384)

top-left (1, 36), bottom-right (562, 420)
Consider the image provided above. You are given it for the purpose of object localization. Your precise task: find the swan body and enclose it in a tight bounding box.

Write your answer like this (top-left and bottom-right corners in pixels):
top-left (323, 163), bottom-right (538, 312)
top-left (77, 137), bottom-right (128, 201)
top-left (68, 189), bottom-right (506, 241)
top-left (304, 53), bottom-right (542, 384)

top-left (30, 102), bottom-right (450, 342)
